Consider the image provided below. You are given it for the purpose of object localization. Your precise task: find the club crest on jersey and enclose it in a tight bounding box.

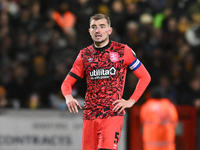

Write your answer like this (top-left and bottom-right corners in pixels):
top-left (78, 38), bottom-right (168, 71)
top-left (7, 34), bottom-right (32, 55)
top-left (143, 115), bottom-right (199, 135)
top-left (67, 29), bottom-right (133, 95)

top-left (110, 52), bottom-right (119, 62)
top-left (88, 58), bottom-right (93, 62)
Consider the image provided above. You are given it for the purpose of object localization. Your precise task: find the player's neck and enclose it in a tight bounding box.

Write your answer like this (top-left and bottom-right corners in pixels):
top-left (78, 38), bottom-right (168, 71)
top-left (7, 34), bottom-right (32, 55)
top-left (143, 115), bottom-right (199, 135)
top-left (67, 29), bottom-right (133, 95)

top-left (94, 39), bottom-right (109, 48)
top-left (93, 41), bottom-right (111, 51)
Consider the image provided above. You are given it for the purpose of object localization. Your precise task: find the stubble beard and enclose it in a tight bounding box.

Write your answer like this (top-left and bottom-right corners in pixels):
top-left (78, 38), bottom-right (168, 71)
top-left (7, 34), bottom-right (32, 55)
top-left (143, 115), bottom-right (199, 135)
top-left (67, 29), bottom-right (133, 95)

top-left (94, 36), bottom-right (109, 47)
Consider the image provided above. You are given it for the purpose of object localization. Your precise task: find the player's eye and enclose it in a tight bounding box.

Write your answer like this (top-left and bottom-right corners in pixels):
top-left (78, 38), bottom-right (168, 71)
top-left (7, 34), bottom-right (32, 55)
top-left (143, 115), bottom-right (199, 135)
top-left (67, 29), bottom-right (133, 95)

top-left (91, 26), bottom-right (96, 29)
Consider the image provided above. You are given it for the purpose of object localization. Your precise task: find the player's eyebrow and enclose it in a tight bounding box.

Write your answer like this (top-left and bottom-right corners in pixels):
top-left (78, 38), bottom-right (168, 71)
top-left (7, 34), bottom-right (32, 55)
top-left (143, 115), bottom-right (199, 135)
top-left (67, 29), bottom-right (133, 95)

top-left (91, 23), bottom-right (106, 28)
top-left (99, 24), bottom-right (106, 27)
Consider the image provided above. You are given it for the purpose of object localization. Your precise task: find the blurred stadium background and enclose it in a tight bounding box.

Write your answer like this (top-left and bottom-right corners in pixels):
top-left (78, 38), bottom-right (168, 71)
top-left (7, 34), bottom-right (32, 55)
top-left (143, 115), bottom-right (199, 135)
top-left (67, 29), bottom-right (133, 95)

top-left (0, 0), bottom-right (200, 149)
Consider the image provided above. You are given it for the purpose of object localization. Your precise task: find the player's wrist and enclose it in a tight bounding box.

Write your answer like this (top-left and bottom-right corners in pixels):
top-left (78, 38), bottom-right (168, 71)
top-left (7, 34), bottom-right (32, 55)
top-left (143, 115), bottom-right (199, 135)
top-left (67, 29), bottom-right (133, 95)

top-left (129, 98), bottom-right (136, 103)
top-left (128, 99), bottom-right (136, 106)
top-left (65, 94), bottom-right (73, 102)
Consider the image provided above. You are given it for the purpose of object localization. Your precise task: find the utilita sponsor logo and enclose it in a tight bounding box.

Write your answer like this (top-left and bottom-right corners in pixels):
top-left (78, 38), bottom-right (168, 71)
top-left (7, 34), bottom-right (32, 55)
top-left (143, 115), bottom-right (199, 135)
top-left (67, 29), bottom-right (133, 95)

top-left (89, 67), bottom-right (116, 80)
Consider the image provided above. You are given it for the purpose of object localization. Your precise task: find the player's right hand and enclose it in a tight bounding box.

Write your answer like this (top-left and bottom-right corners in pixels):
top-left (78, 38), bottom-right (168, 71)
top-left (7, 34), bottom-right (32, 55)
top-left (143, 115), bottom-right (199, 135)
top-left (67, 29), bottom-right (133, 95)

top-left (65, 95), bottom-right (82, 113)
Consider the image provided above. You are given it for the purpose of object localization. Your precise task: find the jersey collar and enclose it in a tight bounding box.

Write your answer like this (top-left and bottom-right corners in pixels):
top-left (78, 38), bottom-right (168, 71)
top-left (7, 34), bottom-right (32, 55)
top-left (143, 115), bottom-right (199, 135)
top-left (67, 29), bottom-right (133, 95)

top-left (92, 41), bottom-right (111, 51)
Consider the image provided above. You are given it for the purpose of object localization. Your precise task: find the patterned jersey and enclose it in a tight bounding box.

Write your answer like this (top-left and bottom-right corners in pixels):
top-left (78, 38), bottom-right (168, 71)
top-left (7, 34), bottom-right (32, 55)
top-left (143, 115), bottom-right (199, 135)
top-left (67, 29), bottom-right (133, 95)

top-left (69, 41), bottom-right (141, 120)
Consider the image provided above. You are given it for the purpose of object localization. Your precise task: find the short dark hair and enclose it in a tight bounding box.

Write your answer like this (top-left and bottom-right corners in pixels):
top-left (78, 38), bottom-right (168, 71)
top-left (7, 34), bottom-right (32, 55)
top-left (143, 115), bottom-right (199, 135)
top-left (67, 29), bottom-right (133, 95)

top-left (89, 13), bottom-right (111, 26)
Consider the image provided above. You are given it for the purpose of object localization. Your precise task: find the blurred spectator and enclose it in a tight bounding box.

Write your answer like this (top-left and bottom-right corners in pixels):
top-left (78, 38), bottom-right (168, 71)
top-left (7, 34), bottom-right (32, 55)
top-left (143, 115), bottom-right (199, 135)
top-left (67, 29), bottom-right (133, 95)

top-left (169, 61), bottom-right (182, 87)
top-left (52, 0), bottom-right (76, 36)
top-left (35, 42), bottom-right (51, 63)
top-left (172, 0), bottom-right (195, 18)
top-left (70, 0), bottom-right (97, 49)
top-left (137, 0), bottom-right (154, 15)
top-left (161, 17), bottom-right (181, 51)
top-left (140, 89), bottom-right (178, 150)
top-left (7, 0), bottom-right (20, 18)
top-left (140, 13), bottom-right (153, 26)
top-left (151, 75), bottom-right (178, 104)
top-left (29, 56), bottom-right (51, 108)
top-left (124, 0), bottom-right (140, 4)
top-left (6, 62), bottom-right (31, 108)
top-left (0, 12), bottom-right (12, 39)
top-left (122, 21), bottom-right (139, 49)
top-left (176, 37), bottom-right (190, 60)
top-left (146, 46), bottom-right (167, 86)
top-left (139, 13), bottom-right (154, 55)
top-left (180, 77), bottom-right (200, 106)
top-left (177, 15), bottom-right (191, 34)
top-left (0, 85), bottom-right (8, 108)
top-left (181, 51), bottom-right (196, 82)
top-left (123, 1), bottom-right (140, 27)
top-left (193, 64), bottom-right (200, 81)
top-left (188, 0), bottom-right (200, 16)
top-left (110, 0), bottom-right (125, 36)
top-left (185, 12), bottom-right (200, 55)
top-left (153, 6), bottom-right (172, 29)
top-left (0, 0), bottom-right (9, 13)
top-left (13, 31), bottom-right (34, 65)
top-left (148, 0), bottom-right (166, 14)
top-left (97, 3), bottom-right (110, 16)
top-left (0, 35), bottom-right (14, 86)
top-left (12, 5), bottom-right (33, 32)
top-left (110, 28), bottom-right (121, 42)
top-left (28, 93), bottom-right (40, 109)
top-left (30, 0), bottom-right (42, 31)
top-left (149, 28), bottom-right (162, 47)
top-left (37, 17), bottom-right (55, 44)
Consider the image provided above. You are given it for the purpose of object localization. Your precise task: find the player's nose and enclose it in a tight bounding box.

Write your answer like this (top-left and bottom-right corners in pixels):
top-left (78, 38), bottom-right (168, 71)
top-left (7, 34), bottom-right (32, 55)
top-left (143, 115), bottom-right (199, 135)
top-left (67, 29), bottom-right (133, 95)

top-left (95, 27), bottom-right (100, 32)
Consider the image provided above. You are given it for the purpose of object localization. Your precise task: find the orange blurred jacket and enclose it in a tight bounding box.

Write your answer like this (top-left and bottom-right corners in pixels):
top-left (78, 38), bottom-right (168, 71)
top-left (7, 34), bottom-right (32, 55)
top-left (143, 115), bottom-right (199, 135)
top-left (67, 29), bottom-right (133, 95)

top-left (140, 98), bottom-right (178, 150)
top-left (52, 11), bottom-right (76, 32)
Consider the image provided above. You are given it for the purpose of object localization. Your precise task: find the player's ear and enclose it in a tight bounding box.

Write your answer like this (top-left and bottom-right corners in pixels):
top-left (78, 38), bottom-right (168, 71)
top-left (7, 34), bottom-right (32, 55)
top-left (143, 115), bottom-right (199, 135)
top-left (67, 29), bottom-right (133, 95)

top-left (89, 28), bottom-right (92, 35)
top-left (109, 27), bottom-right (113, 35)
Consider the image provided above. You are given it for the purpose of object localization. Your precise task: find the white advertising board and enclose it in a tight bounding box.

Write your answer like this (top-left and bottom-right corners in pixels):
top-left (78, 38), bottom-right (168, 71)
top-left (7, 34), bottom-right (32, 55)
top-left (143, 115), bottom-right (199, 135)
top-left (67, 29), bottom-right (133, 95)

top-left (0, 109), bottom-right (127, 150)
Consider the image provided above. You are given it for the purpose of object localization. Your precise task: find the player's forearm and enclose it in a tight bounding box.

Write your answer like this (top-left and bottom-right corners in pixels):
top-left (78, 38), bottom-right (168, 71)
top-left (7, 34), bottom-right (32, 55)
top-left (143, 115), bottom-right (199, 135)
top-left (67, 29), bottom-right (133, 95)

top-left (130, 64), bottom-right (151, 102)
top-left (61, 74), bottom-right (77, 97)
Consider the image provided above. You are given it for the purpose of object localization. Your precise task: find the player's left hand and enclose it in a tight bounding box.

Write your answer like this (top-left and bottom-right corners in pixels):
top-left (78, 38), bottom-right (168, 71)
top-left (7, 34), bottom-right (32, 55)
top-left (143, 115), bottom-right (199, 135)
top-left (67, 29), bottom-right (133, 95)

top-left (112, 99), bottom-right (136, 113)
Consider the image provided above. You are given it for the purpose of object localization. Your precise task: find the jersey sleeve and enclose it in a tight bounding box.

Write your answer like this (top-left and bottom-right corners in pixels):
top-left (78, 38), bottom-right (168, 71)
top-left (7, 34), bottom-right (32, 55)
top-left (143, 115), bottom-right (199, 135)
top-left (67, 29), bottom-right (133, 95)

top-left (69, 52), bottom-right (85, 79)
top-left (61, 52), bottom-right (84, 97)
top-left (61, 74), bottom-right (77, 97)
top-left (124, 45), bottom-right (141, 70)
top-left (124, 45), bottom-right (151, 102)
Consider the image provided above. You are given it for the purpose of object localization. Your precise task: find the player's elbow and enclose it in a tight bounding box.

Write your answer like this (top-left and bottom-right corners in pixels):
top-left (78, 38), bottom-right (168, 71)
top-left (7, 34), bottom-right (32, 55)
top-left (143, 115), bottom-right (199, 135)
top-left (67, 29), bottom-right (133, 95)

top-left (61, 81), bottom-right (65, 91)
top-left (146, 72), bottom-right (151, 84)
top-left (61, 80), bottom-right (66, 93)
top-left (140, 71), bottom-right (151, 85)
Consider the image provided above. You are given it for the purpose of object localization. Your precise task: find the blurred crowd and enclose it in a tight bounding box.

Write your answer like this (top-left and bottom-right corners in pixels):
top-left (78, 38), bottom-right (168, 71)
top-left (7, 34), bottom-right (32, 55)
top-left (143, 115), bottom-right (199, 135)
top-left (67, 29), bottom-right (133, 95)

top-left (0, 0), bottom-right (200, 109)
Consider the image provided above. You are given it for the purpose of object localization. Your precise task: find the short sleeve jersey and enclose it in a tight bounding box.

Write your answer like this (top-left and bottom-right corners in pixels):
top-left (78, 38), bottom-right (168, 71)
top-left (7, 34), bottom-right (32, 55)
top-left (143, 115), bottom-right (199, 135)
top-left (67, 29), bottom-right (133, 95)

top-left (69, 41), bottom-right (141, 120)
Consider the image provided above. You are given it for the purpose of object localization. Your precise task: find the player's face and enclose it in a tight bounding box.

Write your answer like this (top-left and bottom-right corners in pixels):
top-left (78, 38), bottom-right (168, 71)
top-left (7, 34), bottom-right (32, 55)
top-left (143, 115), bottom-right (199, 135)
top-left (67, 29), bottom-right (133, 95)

top-left (89, 18), bottom-right (112, 47)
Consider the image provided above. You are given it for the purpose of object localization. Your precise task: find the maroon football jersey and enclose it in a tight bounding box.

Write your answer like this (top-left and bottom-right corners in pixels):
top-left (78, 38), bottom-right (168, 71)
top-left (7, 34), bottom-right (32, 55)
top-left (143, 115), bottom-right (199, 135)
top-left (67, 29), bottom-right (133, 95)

top-left (69, 41), bottom-right (141, 120)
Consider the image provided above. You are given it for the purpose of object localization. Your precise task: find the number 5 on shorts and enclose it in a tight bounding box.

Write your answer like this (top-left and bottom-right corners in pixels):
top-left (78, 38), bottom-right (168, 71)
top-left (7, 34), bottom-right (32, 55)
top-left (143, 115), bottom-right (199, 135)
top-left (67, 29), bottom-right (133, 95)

top-left (114, 132), bottom-right (119, 144)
